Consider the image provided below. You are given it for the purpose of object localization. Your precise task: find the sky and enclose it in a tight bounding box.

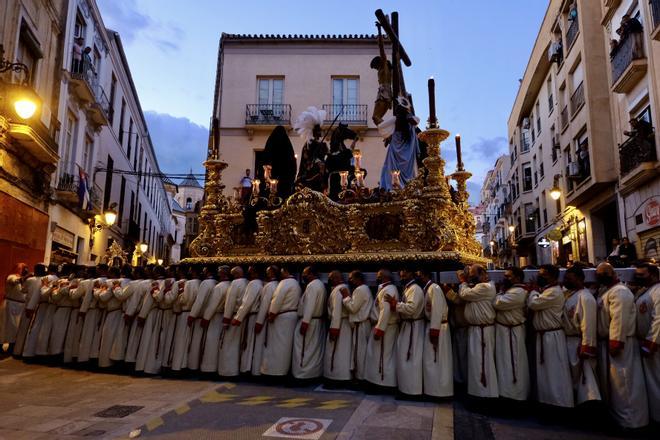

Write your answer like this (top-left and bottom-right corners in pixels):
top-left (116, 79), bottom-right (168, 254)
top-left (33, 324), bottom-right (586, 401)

top-left (97, 0), bottom-right (548, 205)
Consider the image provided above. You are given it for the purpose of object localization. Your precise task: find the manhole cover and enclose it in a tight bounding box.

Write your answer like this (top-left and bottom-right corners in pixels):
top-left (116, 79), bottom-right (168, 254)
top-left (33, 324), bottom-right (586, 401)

top-left (95, 405), bottom-right (144, 418)
top-left (263, 417), bottom-right (332, 439)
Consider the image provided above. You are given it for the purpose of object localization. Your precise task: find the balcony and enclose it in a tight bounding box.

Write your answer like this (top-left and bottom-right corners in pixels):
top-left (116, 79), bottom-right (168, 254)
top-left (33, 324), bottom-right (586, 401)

top-left (570, 82), bottom-right (584, 117)
top-left (69, 60), bottom-right (111, 126)
top-left (611, 32), bottom-right (647, 94)
top-left (245, 104), bottom-right (292, 126)
top-left (53, 164), bottom-right (102, 218)
top-left (322, 104), bottom-right (368, 126)
top-left (651, 0), bottom-right (660, 41)
top-left (618, 135), bottom-right (659, 193)
top-left (560, 105), bottom-right (569, 131)
top-left (566, 17), bottom-right (579, 51)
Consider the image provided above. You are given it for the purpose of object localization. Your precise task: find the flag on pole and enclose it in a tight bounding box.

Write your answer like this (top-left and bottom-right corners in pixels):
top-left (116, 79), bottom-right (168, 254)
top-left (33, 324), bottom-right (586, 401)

top-left (78, 165), bottom-right (91, 210)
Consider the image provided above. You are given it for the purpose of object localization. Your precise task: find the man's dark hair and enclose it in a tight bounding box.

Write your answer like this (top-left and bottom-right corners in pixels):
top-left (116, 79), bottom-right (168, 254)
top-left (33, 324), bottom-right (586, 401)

top-left (121, 264), bottom-right (133, 278)
top-left (34, 263), bottom-right (47, 277)
top-left (350, 270), bottom-right (365, 283)
top-left (418, 268), bottom-right (433, 278)
top-left (508, 267), bottom-right (525, 283)
top-left (370, 56), bottom-right (382, 69)
top-left (637, 262), bottom-right (659, 279)
top-left (154, 265), bottom-right (166, 278)
top-left (540, 264), bottom-right (560, 280)
top-left (97, 263), bottom-right (109, 273)
top-left (109, 266), bottom-right (121, 278)
top-left (565, 265), bottom-right (585, 281)
top-left (133, 266), bottom-right (144, 279)
top-left (47, 263), bottom-right (58, 274)
top-left (306, 266), bottom-right (318, 276)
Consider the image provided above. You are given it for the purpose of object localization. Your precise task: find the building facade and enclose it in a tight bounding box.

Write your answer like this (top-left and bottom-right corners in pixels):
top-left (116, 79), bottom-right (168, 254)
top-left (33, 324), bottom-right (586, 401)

top-left (209, 34), bottom-right (391, 195)
top-left (0, 0), bottom-right (64, 285)
top-left (174, 172), bottom-right (203, 260)
top-left (46, 0), bottom-right (172, 266)
top-left (479, 155), bottom-right (514, 267)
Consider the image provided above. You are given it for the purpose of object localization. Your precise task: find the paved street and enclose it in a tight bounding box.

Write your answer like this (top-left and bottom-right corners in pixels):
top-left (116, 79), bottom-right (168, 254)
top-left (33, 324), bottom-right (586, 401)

top-left (0, 356), bottom-right (656, 439)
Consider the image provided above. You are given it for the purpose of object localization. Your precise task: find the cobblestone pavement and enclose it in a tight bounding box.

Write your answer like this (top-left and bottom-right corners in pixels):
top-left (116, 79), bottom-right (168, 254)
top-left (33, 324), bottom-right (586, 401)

top-left (0, 356), bottom-right (656, 439)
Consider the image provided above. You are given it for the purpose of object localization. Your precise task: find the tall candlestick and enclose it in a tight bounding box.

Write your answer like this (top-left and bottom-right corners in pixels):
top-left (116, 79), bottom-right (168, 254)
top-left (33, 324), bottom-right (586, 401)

top-left (428, 76), bottom-right (438, 128)
top-left (391, 170), bottom-right (401, 189)
top-left (269, 179), bottom-right (278, 194)
top-left (455, 134), bottom-right (463, 170)
top-left (355, 170), bottom-right (364, 188)
top-left (252, 179), bottom-right (261, 196)
top-left (339, 171), bottom-right (349, 189)
top-left (352, 149), bottom-right (362, 171)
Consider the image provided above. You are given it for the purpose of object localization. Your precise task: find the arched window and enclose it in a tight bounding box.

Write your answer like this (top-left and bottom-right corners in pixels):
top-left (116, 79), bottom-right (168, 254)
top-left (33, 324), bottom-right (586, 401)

top-left (186, 197), bottom-right (192, 210)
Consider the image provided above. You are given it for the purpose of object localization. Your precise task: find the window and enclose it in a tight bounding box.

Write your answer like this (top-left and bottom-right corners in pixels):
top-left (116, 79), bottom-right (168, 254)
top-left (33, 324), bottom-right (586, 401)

top-left (103, 156), bottom-right (114, 211)
top-left (257, 78), bottom-right (284, 106)
top-left (524, 203), bottom-right (536, 233)
top-left (547, 78), bottom-right (554, 114)
top-left (74, 12), bottom-right (86, 38)
top-left (522, 162), bottom-right (533, 192)
top-left (186, 197), bottom-right (192, 210)
top-left (92, 46), bottom-right (101, 75)
top-left (127, 118), bottom-right (133, 160)
top-left (17, 21), bottom-right (41, 86)
top-left (61, 113), bottom-right (78, 174)
top-left (520, 128), bottom-right (531, 152)
top-left (539, 147), bottom-right (545, 179)
top-left (533, 155), bottom-right (538, 187)
top-left (118, 99), bottom-right (126, 144)
top-left (332, 77), bottom-right (359, 107)
top-left (109, 74), bottom-right (117, 124)
top-left (118, 177), bottom-right (126, 226)
top-left (82, 135), bottom-right (93, 173)
top-left (536, 102), bottom-right (541, 133)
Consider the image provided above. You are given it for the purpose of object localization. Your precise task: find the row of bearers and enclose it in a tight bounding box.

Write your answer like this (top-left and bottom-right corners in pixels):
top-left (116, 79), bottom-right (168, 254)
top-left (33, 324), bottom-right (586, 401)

top-left (2, 261), bottom-right (659, 429)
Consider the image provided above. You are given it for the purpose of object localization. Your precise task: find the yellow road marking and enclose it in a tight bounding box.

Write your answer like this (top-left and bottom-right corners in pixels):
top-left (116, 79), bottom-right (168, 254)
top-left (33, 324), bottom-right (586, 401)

top-left (316, 399), bottom-right (351, 410)
top-left (238, 396), bottom-right (274, 406)
top-left (175, 404), bottom-right (191, 415)
top-left (276, 397), bottom-right (314, 408)
top-left (146, 417), bottom-right (164, 431)
top-left (200, 391), bottom-right (239, 403)
top-left (218, 382), bottom-right (236, 389)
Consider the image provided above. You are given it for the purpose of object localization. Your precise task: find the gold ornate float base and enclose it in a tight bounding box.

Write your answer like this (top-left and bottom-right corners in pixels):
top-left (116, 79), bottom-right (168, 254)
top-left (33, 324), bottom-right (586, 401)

top-left (184, 128), bottom-right (487, 268)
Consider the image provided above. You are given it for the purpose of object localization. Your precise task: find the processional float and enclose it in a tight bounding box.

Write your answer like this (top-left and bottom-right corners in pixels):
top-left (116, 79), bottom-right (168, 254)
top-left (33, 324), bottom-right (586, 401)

top-left (185, 10), bottom-right (486, 269)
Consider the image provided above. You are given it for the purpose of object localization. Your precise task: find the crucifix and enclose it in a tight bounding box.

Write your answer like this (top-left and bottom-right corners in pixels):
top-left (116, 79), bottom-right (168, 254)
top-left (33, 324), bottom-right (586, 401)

top-left (375, 9), bottom-right (412, 110)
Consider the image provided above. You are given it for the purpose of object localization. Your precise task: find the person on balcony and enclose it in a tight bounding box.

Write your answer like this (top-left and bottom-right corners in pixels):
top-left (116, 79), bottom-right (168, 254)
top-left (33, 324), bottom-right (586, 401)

top-left (567, 0), bottom-right (577, 22)
top-left (619, 237), bottom-right (638, 267)
top-left (72, 37), bottom-right (84, 73)
top-left (618, 14), bottom-right (644, 59)
top-left (82, 46), bottom-right (94, 76)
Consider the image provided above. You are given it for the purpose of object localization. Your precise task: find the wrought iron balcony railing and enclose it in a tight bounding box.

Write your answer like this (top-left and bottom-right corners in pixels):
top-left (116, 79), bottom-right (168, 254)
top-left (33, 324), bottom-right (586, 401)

top-left (570, 82), bottom-right (584, 116)
top-left (611, 30), bottom-right (645, 85)
top-left (322, 104), bottom-right (368, 125)
top-left (54, 163), bottom-right (102, 211)
top-left (619, 135), bottom-right (657, 176)
top-left (561, 105), bottom-right (569, 130)
top-left (245, 104), bottom-right (292, 125)
top-left (566, 18), bottom-right (579, 49)
top-left (70, 58), bottom-right (111, 119)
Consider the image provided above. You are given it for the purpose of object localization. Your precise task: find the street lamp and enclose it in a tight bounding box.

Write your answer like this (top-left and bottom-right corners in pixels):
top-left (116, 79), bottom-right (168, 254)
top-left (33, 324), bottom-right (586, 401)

top-left (157, 259), bottom-right (163, 266)
top-left (13, 98), bottom-right (37, 119)
top-left (550, 174), bottom-right (562, 200)
top-left (139, 242), bottom-right (148, 254)
top-left (0, 44), bottom-right (39, 120)
top-left (103, 205), bottom-right (118, 227)
top-left (508, 225), bottom-right (515, 233)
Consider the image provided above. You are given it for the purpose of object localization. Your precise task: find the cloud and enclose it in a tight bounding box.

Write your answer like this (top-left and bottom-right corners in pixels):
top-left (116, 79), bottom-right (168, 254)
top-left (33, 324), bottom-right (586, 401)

top-left (144, 111), bottom-right (207, 182)
top-left (464, 136), bottom-right (508, 162)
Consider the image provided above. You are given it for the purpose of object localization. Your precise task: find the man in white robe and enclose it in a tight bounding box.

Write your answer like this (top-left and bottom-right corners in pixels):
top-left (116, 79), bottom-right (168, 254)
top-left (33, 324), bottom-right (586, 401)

top-left (135, 268), bottom-right (165, 373)
top-left (418, 268), bottom-right (452, 398)
top-left (218, 267), bottom-right (248, 377)
top-left (24, 264), bottom-right (59, 358)
top-left (386, 268), bottom-right (424, 396)
top-left (458, 264), bottom-right (498, 398)
top-left (323, 271), bottom-right (351, 383)
top-left (292, 266), bottom-right (326, 380)
top-left (142, 269), bottom-right (177, 374)
top-left (168, 266), bottom-right (194, 371)
top-left (445, 285), bottom-right (469, 385)
top-left (14, 264), bottom-right (47, 356)
top-left (49, 264), bottom-right (77, 357)
top-left (634, 262), bottom-right (660, 423)
top-left (88, 265), bottom-right (109, 361)
top-left (63, 267), bottom-right (85, 363)
top-left (109, 267), bottom-right (137, 363)
top-left (98, 267), bottom-right (130, 368)
top-left (199, 266), bottom-right (230, 373)
top-left (187, 267), bottom-right (217, 371)
top-left (2, 263), bottom-right (28, 354)
top-left (123, 267), bottom-right (150, 364)
top-left (76, 267), bottom-right (99, 363)
top-left (261, 267), bottom-right (301, 376)
top-left (562, 265), bottom-right (600, 405)
top-left (493, 267), bottom-right (529, 401)
top-left (233, 266), bottom-right (263, 374)
top-left (596, 262), bottom-right (648, 428)
top-left (252, 266), bottom-right (280, 376)
top-left (365, 269), bottom-right (399, 389)
top-left (528, 264), bottom-right (574, 408)
top-left (341, 270), bottom-right (373, 381)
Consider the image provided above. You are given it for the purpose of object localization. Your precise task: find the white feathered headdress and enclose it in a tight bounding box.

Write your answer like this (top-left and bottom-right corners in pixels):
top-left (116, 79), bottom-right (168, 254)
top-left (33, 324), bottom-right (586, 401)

top-left (293, 106), bottom-right (326, 143)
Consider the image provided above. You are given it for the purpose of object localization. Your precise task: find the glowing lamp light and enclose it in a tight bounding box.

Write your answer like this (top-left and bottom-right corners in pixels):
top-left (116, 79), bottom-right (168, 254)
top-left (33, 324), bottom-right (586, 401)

top-left (14, 98), bottom-right (37, 119)
top-left (157, 259), bottom-right (163, 266)
top-left (139, 243), bottom-right (148, 254)
top-left (508, 225), bottom-right (515, 233)
top-left (550, 185), bottom-right (562, 201)
top-left (103, 209), bottom-right (117, 227)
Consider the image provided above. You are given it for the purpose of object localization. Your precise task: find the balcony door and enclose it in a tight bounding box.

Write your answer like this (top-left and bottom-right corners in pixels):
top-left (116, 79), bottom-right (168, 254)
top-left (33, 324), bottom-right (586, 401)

top-left (257, 78), bottom-right (284, 121)
top-left (331, 77), bottom-right (359, 119)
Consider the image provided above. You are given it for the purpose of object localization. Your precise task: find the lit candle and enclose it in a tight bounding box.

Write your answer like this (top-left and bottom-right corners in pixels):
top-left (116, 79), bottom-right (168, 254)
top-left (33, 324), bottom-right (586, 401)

top-left (263, 165), bottom-right (272, 181)
top-left (355, 170), bottom-right (364, 187)
top-left (339, 171), bottom-right (349, 189)
top-left (252, 178), bottom-right (261, 196)
top-left (428, 76), bottom-right (438, 127)
top-left (269, 179), bottom-right (278, 193)
top-left (455, 134), bottom-right (463, 170)
top-left (352, 149), bottom-right (362, 171)
top-left (391, 170), bottom-right (401, 189)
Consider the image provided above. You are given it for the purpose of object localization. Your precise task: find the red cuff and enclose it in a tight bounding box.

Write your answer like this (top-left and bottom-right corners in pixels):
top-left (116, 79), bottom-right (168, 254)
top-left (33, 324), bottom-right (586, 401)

top-left (373, 328), bottom-right (384, 338)
top-left (429, 328), bottom-right (440, 338)
top-left (222, 317), bottom-right (231, 325)
top-left (579, 344), bottom-right (597, 357)
top-left (609, 340), bottom-right (624, 351)
top-left (642, 339), bottom-right (658, 354)
top-left (231, 319), bottom-right (241, 326)
top-left (200, 319), bottom-right (209, 329)
top-left (329, 328), bottom-right (340, 338)
top-left (255, 322), bottom-right (264, 333)
top-left (300, 321), bottom-right (309, 332)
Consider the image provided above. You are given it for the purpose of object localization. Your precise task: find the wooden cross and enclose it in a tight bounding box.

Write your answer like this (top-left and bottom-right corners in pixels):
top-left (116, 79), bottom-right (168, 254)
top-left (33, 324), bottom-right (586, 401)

top-left (375, 9), bottom-right (412, 105)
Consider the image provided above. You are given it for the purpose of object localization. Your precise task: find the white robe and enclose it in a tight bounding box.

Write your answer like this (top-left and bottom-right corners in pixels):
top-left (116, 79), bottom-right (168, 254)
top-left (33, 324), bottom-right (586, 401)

top-left (423, 282), bottom-right (453, 398)
top-left (143, 279), bottom-right (177, 373)
top-left (135, 280), bottom-right (162, 372)
top-left (170, 278), bottom-right (200, 370)
top-left (493, 285), bottom-right (529, 401)
top-left (110, 280), bottom-right (139, 361)
top-left (636, 283), bottom-right (660, 423)
top-left (236, 279), bottom-right (263, 374)
top-left (63, 279), bottom-right (84, 362)
top-left (324, 284), bottom-right (351, 381)
top-left (459, 282), bottom-right (498, 398)
top-left (123, 279), bottom-right (150, 363)
top-left (528, 285), bottom-right (574, 408)
top-left (200, 280), bottom-right (229, 373)
top-left (14, 276), bottom-right (43, 356)
top-left (562, 288), bottom-right (601, 405)
top-left (76, 279), bottom-right (100, 362)
top-left (446, 288), bottom-right (469, 384)
top-left (261, 277), bottom-right (301, 376)
top-left (24, 275), bottom-right (58, 358)
top-left (342, 284), bottom-right (373, 381)
top-left (98, 278), bottom-right (130, 368)
top-left (218, 278), bottom-right (248, 377)
top-left (252, 280), bottom-right (278, 376)
top-left (395, 281), bottom-right (425, 396)
top-left (187, 277), bottom-right (216, 371)
top-left (598, 283), bottom-right (649, 428)
top-left (292, 278), bottom-right (326, 379)
top-left (2, 275), bottom-right (25, 344)
top-left (365, 283), bottom-right (399, 387)
top-left (49, 279), bottom-right (76, 356)
top-left (89, 277), bottom-right (108, 360)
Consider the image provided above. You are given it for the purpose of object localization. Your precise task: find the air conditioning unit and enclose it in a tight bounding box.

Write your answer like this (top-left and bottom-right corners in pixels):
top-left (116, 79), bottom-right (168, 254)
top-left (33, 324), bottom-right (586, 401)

top-left (568, 162), bottom-right (582, 178)
top-left (522, 118), bottom-right (531, 129)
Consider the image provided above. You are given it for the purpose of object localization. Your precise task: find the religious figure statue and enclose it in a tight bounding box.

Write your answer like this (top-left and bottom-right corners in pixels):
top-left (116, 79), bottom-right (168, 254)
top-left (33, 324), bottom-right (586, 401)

top-left (263, 125), bottom-right (297, 201)
top-left (378, 96), bottom-right (420, 191)
top-left (325, 123), bottom-right (359, 200)
top-left (371, 22), bottom-right (393, 125)
top-left (294, 107), bottom-right (328, 192)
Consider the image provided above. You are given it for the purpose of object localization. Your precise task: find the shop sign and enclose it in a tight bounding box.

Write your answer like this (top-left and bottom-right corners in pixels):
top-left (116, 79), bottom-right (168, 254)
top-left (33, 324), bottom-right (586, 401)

top-left (537, 237), bottom-right (551, 248)
top-left (52, 226), bottom-right (75, 249)
top-left (644, 198), bottom-right (660, 227)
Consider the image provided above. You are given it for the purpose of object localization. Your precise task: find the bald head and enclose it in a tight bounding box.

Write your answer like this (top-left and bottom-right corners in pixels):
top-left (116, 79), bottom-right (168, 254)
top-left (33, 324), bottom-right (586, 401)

top-left (469, 264), bottom-right (488, 283)
top-left (596, 262), bottom-right (615, 276)
top-left (596, 262), bottom-right (617, 287)
top-left (377, 269), bottom-right (393, 284)
top-left (231, 266), bottom-right (244, 279)
top-left (329, 270), bottom-right (343, 287)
